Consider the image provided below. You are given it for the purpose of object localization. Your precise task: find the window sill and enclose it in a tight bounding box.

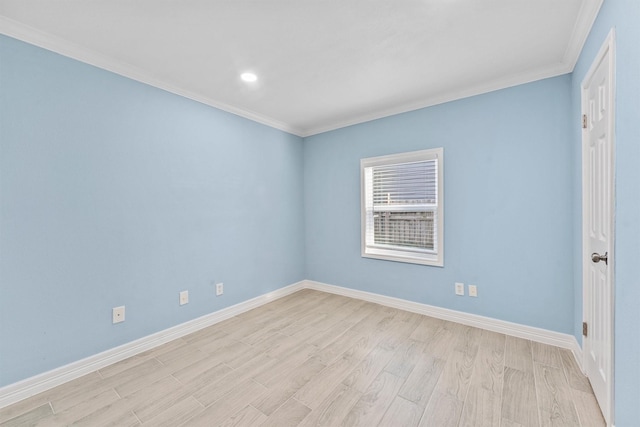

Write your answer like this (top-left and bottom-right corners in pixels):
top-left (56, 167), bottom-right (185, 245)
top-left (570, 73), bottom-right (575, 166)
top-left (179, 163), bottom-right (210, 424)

top-left (362, 250), bottom-right (443, 267)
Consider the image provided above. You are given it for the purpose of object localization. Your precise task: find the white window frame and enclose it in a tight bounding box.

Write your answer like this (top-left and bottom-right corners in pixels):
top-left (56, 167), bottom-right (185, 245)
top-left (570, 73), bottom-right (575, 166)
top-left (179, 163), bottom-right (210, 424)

top-left (360, 148), bottom-right (444, 267)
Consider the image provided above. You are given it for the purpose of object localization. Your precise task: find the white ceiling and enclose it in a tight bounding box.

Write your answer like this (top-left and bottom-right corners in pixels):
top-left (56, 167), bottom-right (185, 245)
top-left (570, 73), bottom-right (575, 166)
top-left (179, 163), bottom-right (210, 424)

top-left (0, 1), bottom-right (602, 136)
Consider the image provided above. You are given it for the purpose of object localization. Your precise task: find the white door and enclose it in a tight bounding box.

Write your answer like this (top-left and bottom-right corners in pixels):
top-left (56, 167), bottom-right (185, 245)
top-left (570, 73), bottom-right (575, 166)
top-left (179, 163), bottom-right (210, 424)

top-left (582, 29), bottom-right (615, 426)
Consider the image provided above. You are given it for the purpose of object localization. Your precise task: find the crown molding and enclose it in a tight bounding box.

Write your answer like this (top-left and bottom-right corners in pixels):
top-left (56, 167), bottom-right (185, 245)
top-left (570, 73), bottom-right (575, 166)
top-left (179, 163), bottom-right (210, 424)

top-left (1, 0), bottom-right (602, 139)
top-left (299, 0), bottom-right (604, 138)
top-left (297, 0), bottom-right (604, 137)
top-left (0, 16), bottom-right (304, 137)
top-left (562, 0), bottom-right (605, 72)
top-left (299, 61), bottom-right (572, 137)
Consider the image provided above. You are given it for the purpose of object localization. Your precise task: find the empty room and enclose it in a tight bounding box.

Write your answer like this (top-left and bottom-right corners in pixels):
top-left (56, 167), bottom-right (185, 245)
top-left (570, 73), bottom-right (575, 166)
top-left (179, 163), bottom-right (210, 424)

top-left (0, 0), bottom-right (638, 426)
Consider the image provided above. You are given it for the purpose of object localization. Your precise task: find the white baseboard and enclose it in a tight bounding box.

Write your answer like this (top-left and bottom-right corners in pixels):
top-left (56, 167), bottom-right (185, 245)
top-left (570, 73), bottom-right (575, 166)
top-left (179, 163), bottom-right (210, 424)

top-left (0, 281), bottom-right (306, 410)
top-left (302, 280), bottom-right (584, 372)
top-left (0, 278), bottom-right (585, 410)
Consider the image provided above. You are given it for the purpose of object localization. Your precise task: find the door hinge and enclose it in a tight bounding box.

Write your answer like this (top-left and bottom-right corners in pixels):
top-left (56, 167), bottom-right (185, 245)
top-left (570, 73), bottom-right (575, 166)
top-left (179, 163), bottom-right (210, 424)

top-left (583, 322), bottom-right (588, 337)
top-left (582, 114), bottom-right (588, 129)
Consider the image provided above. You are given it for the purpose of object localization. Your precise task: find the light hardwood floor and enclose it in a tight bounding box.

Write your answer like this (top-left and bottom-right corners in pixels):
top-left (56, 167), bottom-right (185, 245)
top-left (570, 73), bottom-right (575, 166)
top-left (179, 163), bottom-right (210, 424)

top-left (0, 289), bottom-right (605, 426)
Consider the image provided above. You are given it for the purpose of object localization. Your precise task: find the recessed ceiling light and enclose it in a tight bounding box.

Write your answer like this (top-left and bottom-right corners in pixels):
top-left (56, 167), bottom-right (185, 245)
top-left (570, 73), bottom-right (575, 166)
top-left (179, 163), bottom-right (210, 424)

top-left (240, 72), bottom-right (257, 82)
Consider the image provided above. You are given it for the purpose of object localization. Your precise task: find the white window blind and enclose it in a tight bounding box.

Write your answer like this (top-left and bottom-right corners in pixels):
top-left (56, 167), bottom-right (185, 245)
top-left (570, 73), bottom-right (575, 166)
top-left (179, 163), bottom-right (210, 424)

top-left (361, 148), bottom-right (443, 266)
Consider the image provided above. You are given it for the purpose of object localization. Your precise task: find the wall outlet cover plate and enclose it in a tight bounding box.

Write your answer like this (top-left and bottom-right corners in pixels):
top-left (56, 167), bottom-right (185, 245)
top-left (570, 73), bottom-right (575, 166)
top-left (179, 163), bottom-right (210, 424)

top-left (179, 290), bottom-right (189, 305)
top-left (112, 306), bottom-right (125, 324)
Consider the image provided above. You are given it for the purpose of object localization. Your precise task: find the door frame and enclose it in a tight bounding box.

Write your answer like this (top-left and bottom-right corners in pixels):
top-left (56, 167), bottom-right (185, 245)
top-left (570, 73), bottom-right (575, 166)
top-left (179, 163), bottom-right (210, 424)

top-left (581, 28), bottom-right (616, 426)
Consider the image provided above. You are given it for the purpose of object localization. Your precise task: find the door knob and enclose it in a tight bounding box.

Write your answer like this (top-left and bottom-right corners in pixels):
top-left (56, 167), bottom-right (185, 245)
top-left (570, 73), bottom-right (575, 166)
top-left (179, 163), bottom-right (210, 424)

top-left (591, 252), bottom-right (608, 265)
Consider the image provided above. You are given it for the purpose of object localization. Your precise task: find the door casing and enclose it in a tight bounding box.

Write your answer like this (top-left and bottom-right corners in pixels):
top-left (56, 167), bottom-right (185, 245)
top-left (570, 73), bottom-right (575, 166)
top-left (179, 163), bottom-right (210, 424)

top-left (581, 28), bottom-right (616, 426)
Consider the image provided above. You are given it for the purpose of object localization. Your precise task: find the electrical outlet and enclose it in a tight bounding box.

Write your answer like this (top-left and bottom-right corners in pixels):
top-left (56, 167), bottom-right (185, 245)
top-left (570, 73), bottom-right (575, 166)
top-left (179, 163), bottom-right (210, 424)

top-left (216, 282), bottom-right (224, 296)
top-left (468, 285), bottom-right (478, 297)
top-left (112, 306), bottom-right (125, 324)
top-left (179, 290), bottom-right (189, 305)
top-left (455, 282), bottom-right (465, 296)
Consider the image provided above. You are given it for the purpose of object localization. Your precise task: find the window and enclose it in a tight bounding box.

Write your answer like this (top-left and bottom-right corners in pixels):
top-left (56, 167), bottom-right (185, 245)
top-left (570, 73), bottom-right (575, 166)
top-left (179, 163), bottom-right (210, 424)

top-left (361, 148), bottom-right (443, 266)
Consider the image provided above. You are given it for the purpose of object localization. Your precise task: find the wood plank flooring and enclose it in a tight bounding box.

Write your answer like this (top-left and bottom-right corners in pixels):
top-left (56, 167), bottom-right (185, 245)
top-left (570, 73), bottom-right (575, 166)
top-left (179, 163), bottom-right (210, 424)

top-left (0, 289), bottom-right (605, 426)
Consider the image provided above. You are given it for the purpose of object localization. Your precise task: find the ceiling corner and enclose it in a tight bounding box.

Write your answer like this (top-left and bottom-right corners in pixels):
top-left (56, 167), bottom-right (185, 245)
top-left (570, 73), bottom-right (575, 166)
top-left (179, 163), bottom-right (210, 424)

top-left (562, 0), bottom-right (605, 72)
top-left (0, 16), bottom-right (304, 137)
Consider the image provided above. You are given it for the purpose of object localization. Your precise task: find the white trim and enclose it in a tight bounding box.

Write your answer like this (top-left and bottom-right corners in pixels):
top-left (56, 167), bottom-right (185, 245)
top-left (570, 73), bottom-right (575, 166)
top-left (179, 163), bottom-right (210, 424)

top-left (581, 28), bottom-right (616, 427)
top-left (0, 17), bottom-right (302, 137)
top-left (562, 0), bottom-right (605, 72)
top-left (360, 148), bottom-right (444, 267)
top-left (1, 0), bottom-right (603, 139)
top-left (300, 0), bottom-right (603, 137)
top-left (302, 280), bottom-right (583, 368)
top-left (0, 278), bottom-right (586, 411)
top-left (0, 281), bottom-right (305, 410)
top-left (300, 62), bottom-right (571, 137)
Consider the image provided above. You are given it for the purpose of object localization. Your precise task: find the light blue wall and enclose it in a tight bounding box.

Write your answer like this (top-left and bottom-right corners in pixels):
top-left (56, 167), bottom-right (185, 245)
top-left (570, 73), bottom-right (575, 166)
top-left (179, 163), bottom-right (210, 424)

top-left (0, 35), bottom-right (305, 386)
top-left (3, 2), bottom-right (638, 420)
top-left (304, 76), bottom-right (574, 334)
top-left (570, 0), bottom-right (640, 424)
